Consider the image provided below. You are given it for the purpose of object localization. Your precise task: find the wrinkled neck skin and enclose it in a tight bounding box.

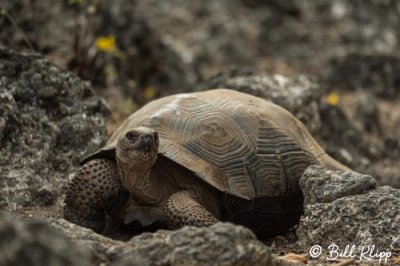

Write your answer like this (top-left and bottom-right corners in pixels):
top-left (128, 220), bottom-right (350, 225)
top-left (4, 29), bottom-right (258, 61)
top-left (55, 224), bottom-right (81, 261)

top-left (117, 158), bottom-right (162, 204)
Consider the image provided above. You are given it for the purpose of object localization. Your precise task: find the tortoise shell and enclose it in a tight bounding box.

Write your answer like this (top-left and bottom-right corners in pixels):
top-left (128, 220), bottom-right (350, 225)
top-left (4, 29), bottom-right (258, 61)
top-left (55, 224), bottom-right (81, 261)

top-left (84, 89), bottom-right (324, 200)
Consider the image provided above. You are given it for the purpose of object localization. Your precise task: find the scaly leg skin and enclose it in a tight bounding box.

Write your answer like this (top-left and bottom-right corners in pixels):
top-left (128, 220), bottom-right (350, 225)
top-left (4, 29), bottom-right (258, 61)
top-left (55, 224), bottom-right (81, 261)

top-left (64, 159), bottom-right (125, 233)
top-left (165, 190), bottom-right (218, 229)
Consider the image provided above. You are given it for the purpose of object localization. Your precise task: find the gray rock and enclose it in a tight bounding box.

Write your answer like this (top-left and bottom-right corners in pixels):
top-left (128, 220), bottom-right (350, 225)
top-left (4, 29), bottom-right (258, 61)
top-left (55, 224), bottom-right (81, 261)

top-left (298, 166), bottom-right (400, 249)
top-left (0, 211), bottom-right (91, 266)
top-left (50, 218), bottom-right (292, 266)
top-left (0, 48), bottom-right (109, 210)
top-left (300, 165), bottom-right (376, 205)
top-left (49, 218), bottom-right (123, 264)
top-left (204, 71), bottom-right (322, 134)
top-left (110, 223), bottom-right (276, 266)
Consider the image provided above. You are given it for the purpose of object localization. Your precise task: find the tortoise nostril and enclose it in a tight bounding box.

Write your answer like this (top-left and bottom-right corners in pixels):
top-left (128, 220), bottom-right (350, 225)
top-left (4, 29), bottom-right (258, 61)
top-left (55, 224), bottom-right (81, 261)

top-left (142, 134), bottom-right (153, 145)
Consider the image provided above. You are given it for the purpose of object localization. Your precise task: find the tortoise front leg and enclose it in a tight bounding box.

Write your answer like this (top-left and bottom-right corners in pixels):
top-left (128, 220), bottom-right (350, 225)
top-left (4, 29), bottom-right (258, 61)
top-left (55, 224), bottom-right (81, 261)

top-left (64, 159), bottom-right (126, 232)
top-left (165, 190), bottom-right (218, 229)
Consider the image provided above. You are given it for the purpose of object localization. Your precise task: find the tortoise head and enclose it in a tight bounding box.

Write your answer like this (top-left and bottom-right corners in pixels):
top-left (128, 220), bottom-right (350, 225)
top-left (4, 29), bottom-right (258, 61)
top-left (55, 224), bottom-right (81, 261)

top-left (116, 127), bottom-right (159, 192)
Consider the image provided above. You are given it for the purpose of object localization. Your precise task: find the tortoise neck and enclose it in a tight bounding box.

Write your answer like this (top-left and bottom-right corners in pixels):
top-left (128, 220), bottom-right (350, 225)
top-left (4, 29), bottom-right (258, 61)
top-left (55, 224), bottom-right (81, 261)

top-left (117, 161), bottom-right (162, 204)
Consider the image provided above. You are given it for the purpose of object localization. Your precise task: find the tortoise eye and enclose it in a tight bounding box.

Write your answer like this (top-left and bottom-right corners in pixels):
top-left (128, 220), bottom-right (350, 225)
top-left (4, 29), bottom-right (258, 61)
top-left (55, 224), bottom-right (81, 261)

top-left (126, 131), bottom-right (138, 141)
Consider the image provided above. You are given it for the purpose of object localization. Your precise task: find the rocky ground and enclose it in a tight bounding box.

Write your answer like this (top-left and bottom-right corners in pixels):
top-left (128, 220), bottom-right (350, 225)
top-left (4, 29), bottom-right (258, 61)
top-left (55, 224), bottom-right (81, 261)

top-left (1, 0), bottom-right (400, 265)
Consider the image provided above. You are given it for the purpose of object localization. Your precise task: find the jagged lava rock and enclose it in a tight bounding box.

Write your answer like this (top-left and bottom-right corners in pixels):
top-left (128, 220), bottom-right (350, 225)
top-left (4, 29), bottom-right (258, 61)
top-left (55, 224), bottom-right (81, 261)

top-left (297, 165), bottom-right (400, 249)
top-left (300, 165), bottom-right (376, 205)
top-left (49, 218), bottom-right (124, 264)
top-left (50, 219), bottom-right (295, 266)
top-left (0, 211), bottom-right (91, 266)
top-left (0, 48), bottom-right (109, 209)
top-left (110, 223), bottom-right (277, 266)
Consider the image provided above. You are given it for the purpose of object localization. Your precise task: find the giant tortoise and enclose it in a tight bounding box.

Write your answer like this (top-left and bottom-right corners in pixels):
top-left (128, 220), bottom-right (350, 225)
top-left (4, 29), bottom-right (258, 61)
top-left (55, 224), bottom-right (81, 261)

top-left (64, 89), bottom-right (349, 237)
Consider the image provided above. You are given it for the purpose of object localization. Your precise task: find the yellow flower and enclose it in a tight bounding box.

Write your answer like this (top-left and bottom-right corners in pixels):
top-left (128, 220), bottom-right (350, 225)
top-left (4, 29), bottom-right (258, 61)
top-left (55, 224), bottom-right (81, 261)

top-left (143, 87), bottom-right (158, 100)
top-left (327, 92), bottom-right (339, 106)
top-left (95, 36), bottom-right (116, 52)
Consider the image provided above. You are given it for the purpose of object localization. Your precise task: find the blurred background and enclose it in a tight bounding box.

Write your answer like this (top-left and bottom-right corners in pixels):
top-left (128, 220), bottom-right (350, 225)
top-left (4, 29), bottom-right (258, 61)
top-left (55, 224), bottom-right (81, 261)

top-left (1, 0), bottom-right (399, 188)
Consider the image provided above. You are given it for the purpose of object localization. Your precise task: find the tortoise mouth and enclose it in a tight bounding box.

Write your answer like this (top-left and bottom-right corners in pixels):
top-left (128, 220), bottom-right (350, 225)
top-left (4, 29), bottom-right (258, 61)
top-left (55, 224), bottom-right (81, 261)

top-left (127, 136), bottom-right (158, 153)
top-left (123, 146), bottom-right (158, 155)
